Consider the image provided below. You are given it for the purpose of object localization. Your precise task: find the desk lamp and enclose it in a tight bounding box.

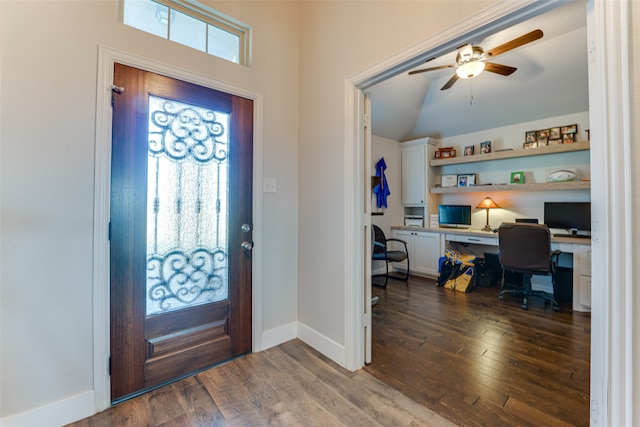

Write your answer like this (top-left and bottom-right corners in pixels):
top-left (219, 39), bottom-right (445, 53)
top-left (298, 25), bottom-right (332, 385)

top-left (477, 196), bottom-right (500, 232)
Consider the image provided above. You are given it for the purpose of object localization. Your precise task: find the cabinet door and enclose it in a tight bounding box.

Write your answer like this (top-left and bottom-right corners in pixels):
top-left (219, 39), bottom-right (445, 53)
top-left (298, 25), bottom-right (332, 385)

top-left (401, 145), bottom-right (425, 205)
top-left (391, 229), bottom-right (442, 278)
top-left (412, 231), bottom-right (442, 277)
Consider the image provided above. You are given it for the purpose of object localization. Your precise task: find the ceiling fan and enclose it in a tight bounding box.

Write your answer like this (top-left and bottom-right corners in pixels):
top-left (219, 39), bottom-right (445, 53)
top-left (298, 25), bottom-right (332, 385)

top-left (408, 29), bottom-right (543, 90)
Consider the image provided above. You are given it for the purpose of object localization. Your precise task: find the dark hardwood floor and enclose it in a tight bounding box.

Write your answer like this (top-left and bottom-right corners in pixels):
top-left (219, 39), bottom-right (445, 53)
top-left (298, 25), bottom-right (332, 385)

top-left (364, 275), bottom-right (591, 427)
top-left (67, 339), bottom-right (453, 427)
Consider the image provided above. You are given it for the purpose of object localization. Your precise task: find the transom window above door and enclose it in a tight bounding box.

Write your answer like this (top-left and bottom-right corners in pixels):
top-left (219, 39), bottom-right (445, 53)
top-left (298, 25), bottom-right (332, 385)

top-left (120, 0), bottom-right (251, 65)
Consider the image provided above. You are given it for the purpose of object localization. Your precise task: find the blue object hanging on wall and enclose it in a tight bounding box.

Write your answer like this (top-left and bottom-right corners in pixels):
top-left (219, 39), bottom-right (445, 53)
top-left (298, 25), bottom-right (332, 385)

top-left (374, 157), bottom-right (390, 208)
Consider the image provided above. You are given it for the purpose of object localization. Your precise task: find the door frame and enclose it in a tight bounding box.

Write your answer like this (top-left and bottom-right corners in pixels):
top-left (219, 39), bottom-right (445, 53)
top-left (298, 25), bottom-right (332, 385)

top-left (345, 1), bottom-right (632, 426)
top-left (92, 46), bottom-right (264, 411)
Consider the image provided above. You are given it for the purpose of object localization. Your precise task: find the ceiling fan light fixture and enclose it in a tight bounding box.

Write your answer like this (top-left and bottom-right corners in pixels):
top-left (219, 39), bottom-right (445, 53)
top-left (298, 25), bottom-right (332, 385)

top-left (456, 60), bottom-right (485, 79)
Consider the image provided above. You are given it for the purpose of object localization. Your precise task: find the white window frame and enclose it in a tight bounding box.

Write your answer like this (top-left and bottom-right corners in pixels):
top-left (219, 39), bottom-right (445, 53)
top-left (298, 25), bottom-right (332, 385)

top-left (119, 0), bottom-right (252, 66)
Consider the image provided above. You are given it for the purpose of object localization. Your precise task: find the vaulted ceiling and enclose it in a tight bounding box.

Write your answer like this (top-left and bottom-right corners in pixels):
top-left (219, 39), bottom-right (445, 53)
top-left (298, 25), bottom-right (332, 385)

top-left (369, 2), bottom-right (589, 142)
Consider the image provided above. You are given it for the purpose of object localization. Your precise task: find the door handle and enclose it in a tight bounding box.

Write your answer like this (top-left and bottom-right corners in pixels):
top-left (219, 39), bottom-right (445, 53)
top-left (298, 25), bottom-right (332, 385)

top-left (241, 241), bottom-right (254, 251)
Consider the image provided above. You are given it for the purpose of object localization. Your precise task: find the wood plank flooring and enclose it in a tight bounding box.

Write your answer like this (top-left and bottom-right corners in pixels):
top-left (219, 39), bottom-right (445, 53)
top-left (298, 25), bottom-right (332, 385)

top-left (66, 339), bottom-right (453, 427)
top-left (364, 275), bottom-right (591, 427)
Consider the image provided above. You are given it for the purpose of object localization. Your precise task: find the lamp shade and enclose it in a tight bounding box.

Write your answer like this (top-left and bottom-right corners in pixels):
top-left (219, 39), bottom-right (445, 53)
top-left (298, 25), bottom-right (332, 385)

top-left (477, 196), bottom-right (500, 209)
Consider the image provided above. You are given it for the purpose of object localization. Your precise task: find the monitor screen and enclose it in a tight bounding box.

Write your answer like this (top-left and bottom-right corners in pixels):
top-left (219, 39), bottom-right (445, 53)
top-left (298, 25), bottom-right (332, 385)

top-left (438, 205), bottom-right (471, 227)
top-left (544, 202), bottom-right (591, 232)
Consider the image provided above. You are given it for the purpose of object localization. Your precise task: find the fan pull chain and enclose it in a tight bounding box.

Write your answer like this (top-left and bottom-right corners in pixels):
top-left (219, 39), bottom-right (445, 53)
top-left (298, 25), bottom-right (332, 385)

top-left (469, 80), bottom-right (474, 106)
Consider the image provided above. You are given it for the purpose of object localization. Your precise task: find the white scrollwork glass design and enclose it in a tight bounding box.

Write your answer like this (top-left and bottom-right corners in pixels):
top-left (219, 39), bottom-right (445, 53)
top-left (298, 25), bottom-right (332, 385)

top-left (146, 95), bottom-right (229, 315)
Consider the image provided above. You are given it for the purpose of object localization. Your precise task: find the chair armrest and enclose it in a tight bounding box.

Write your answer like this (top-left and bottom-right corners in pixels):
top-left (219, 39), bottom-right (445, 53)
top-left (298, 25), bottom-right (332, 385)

top-left (551, 250), bottom-right (561, 274)
top-left (385, 238), bottom-right (407, 245)
top-left (373, 241), bottom-right (386, 249)
top-left (385, 238), bottom-right (408, 251)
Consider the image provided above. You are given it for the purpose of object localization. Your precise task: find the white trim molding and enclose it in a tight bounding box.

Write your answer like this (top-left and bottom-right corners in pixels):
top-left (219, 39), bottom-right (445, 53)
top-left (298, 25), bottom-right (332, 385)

top-left (93, 46), bottom-right (264, 413)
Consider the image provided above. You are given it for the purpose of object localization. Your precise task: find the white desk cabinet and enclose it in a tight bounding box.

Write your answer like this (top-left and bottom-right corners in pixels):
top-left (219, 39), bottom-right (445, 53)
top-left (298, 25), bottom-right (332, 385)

top-left (392, 229), bottom-right (443, 278)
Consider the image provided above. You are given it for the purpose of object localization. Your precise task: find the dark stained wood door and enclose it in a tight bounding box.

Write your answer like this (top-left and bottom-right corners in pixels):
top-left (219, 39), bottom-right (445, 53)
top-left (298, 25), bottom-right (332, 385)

top-left (110, 63), bottom-right (253, 402)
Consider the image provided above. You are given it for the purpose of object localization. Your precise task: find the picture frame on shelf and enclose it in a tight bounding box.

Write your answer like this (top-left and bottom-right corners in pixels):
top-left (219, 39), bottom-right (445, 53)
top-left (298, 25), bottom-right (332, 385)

top-left (549, 138), bottom-right (562, 145)
top-left (457, 174), bottom-right (475, 187)
top-left (550, 127), bottom-right (561, 139)
top-left (562, 133), bottom-right (575, 144)
top-left (523, 141), bottom-right (537, 149)
top-left (561, 124), bottom-right (577, 135)
top-left (537, 129), bottom-right (550, 139)
top-left (537, 137), bottom-right (548, 147)
top-left (525, 131), bottom-right (537, 143)
top-left (480, 141), bottom-right (492, 154)
top-left (441, 174), bottom-right (458, 188)
top-left (464, 145), bottom-right (474, 156)
top-left (510, 171), bottom-right (524, 184)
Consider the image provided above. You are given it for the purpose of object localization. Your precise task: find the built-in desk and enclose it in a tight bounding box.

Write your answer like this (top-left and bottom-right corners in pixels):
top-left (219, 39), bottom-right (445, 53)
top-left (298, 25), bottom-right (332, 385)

top-left (391, 226), bottom-right (592, 312)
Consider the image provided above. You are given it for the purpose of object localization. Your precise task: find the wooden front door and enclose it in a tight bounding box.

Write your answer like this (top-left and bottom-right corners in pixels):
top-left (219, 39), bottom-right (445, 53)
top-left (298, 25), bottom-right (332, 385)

top-left (110, 63), bottom-right (253, 402)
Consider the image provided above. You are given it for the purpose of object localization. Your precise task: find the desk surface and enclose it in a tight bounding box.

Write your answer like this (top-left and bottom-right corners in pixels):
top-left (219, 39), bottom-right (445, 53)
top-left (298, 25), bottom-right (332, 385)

top-left (391, 226), bottom-right (591, 246)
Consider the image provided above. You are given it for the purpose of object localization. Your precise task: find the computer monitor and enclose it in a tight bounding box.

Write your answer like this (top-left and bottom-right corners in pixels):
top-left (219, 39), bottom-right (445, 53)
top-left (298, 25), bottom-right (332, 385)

top-left (438, 205), bottom-right (471, 228)
top-left (543, 202), bottom-right (591, 235)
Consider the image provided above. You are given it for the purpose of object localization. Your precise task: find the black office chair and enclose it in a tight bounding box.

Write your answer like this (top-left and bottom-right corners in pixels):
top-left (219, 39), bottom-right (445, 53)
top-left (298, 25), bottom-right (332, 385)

top-left (498, 222), bottom-right (559, 310)
top-left (371, 224), bottom-right (409, 287)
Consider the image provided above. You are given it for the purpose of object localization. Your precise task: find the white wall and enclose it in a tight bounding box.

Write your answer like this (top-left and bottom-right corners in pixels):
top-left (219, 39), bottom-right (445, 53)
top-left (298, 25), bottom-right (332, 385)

top-left (0, 0), bottom-right (299, 423)
top-left (296, 0), bottom-right (496, 365)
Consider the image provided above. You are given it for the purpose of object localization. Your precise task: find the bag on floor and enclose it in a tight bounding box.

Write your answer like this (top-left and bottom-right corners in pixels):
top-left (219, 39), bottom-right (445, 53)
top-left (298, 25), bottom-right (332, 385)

top-left (437, 257), bottom-right (475, 293)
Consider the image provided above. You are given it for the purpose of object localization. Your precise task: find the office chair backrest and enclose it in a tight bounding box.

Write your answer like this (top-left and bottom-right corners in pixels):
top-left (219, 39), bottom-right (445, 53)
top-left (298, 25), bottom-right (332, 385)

top-left (372, 224), bottom-right (386, 256)
top-left (498, 222), bottom-right (552, 275)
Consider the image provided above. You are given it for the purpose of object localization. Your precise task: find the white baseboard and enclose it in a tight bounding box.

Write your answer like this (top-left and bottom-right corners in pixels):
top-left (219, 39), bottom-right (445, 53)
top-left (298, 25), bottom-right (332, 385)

top-left (260, 321), bottom-right (298, 351)
top-left (297, 321), bottom-right (346, 367)
top-left (1, 390), bottom-right (95, 427)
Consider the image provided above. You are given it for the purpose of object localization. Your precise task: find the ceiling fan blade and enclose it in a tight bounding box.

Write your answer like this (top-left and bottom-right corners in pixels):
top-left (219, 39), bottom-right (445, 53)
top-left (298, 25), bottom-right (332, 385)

top-left (485, 29), bottom-right (543, 58)
top-left (408, 64), bottom-right (455, 75)
top-left (441, 74), bottom-right (459, 90)
top-left (484, 62), bottom-right (517, 76)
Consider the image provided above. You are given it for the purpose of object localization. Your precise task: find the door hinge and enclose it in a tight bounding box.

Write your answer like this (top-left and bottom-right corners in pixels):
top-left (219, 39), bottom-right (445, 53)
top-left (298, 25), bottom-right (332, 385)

top-left (108, 356), bottom-right (112, 376)
top-left (108, 221), bottom-right (112, 241)
top-left (363, 112), bottom-right (369, 128)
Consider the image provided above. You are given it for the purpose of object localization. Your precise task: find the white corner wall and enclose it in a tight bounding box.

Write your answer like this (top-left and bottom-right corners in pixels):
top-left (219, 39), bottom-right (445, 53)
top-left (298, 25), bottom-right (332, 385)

top-left (0, 1), bottom-right (299, 425)
top-left (296, 0), bottom-right (498, 367)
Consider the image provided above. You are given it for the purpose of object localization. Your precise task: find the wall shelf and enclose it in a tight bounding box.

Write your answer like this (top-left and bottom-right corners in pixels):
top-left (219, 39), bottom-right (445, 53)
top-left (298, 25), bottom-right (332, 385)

top-left (431, 180), bottom-right (590, 194)
top-left (429, 141), bottom-right (590, 167)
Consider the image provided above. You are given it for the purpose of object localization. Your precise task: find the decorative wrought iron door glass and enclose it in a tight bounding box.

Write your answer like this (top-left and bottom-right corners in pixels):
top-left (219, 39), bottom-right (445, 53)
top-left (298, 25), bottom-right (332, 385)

top-left (146, 95), bottom-right (229, 315)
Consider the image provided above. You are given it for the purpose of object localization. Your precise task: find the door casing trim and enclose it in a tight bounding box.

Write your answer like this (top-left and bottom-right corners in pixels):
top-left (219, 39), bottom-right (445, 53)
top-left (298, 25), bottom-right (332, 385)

top-left (93, 45), bottom-right (264, 411)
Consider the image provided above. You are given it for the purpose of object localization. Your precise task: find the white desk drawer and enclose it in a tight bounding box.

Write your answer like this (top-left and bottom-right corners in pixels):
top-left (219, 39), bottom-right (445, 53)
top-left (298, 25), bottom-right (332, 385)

top-left (445, 233), bottom-right (498, 246)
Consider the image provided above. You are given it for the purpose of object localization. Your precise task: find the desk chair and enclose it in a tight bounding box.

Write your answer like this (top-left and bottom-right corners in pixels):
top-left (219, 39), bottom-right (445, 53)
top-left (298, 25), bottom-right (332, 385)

top-left (371, 224), bottom-right (409, 287)
top-left (498, 222), bottom-right (559, 310)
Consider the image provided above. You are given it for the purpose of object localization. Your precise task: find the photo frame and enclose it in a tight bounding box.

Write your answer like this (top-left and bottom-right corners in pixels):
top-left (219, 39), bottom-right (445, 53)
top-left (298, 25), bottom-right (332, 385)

top-left (550, 127), bottom-right (561, 139)
top-left (537, 137), bottom-right (548, 147)
top-left (561, 124), bottom-right (577, 134)
top-left (441, 174), bottom-right (458, 188)
top-left (562, 133), bottom-right (575, 144)
top-left (549, 138), bottom-right (562, 145)
top-left (525, 131), bottom-right (537, 143)
top-left (510, 171), bottom-right (524, 184)
top-left (480, 141), bottom-right (492, 154)
top-left (537, 129), bottom-right (550, 139)
top-left (523, 141), bottom-right (537, 149)
top-left (464, 145), bottom-right (474, 156)
top-left (457, 174), bottom-right (475, 187)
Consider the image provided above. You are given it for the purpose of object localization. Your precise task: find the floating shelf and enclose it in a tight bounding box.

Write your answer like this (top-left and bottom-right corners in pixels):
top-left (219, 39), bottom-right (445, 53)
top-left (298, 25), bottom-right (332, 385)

top-left (431, 180), bottom-right (591, 194)
top-left (429, 141), bottom-right (590, 167)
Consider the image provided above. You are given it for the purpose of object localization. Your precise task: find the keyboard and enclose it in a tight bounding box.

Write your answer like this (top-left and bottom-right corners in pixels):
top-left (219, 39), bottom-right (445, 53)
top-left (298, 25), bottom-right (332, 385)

top-left (553, 233), bottom-right (591, 239)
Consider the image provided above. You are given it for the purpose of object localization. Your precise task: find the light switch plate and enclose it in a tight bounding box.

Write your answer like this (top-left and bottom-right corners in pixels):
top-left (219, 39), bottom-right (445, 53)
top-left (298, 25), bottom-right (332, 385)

top-left (263, 177), bottom-right (277, 193)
